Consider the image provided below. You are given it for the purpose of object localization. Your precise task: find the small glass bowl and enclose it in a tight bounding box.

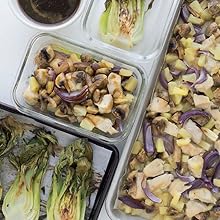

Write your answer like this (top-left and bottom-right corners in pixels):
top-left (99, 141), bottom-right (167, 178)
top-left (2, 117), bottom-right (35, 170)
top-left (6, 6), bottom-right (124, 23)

top-left (13, 33), bottom-right (145, 143)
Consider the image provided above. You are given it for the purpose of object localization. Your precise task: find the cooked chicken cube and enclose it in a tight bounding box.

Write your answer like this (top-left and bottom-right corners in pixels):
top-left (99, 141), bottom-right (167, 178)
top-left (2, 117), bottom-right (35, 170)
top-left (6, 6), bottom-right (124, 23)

top-left (143, 159), bottom-right (165, 178)
top-left (169, 179), bottom-right (192, 197)
top-left (149, 97), bottom-right (170, 113)
top-left (189, 188), bottom-right (217, 204)
top-left (188, 155), bottom-right (204, 178)
top-left (147, 174), bottom-right (174, 192)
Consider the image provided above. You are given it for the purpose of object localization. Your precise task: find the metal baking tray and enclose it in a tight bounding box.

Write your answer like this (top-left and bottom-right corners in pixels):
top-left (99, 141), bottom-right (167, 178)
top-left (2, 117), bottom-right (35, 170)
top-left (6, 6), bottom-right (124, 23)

top-left (0, 102), bottom-right (119, 220)
top-left (105, 1), bottom-right (183, 219)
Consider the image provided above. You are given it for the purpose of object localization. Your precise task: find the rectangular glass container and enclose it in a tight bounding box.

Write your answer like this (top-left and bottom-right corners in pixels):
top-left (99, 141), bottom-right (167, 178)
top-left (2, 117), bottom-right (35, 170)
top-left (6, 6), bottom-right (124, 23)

top-left (82, 0), bottom-right (181, 61)
top-left (12, 33), bottom-right (145, 143)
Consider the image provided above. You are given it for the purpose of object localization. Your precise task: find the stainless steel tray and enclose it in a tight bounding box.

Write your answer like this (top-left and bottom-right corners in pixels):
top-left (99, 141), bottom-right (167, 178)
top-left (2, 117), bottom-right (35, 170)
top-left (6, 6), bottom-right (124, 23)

top-left (0, 102), bottom-right (119, 220)
top-left (105, 1), bottom-right (183, 219)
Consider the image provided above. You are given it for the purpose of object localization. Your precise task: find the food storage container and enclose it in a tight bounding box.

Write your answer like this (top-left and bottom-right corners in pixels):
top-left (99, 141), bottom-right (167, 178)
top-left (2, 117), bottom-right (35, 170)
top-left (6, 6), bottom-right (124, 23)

top-left (83, 0), bottom-right (181, 61)
top-left (8, 0), bottom-right (87, 31)
top-left (12, 33), bottom-right (146, 143)
top-left (0, 102), bottom-right (119, 220)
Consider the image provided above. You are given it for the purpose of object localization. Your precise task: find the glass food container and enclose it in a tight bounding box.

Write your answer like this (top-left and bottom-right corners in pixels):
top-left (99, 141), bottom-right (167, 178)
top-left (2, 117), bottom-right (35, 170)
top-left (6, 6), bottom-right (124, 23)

top-left (13, 33), bottom-right (145, 143)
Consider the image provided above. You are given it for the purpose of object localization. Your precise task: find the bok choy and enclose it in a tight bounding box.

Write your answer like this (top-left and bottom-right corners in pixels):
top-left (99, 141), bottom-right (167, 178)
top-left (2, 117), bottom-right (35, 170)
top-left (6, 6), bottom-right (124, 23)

top-left (2, 129), bottom-right (57, 220)
top-left (99, 0), bottom-right (155, 48)
top-left (47, 138), bottom-right (93, 220)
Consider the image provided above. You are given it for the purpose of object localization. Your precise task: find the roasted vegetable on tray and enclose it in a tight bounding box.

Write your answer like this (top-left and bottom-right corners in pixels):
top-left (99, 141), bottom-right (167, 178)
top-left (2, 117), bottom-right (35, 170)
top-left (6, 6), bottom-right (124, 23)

top-left (47, 139), bottom-right (93, 220)
top-left (99, 0), bottom-right (155, 48)
top-left (0, 115), bottom-right (94, 220)
top-left (23, 45), bottom-right (138, 135)
top-left (117, 0), bottom-right (220, 219)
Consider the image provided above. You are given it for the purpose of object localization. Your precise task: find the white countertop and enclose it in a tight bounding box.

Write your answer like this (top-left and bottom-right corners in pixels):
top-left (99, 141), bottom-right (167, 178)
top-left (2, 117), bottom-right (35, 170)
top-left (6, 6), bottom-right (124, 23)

top-left (0, 2), bottom-right (111, 219)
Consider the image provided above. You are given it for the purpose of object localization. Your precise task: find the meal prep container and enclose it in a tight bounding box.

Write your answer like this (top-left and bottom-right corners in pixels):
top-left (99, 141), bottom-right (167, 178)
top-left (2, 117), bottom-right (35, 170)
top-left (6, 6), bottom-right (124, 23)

top-left (12, 33), bottom-right (145, 144)
top-left (105, 1), bottom-right (183, 219)
top-left (83, 0), bottom-right (181, 61)
top-left (0, 102), bottom-right (119, 220)
top-left (8, 0), bottom-right (87, 31)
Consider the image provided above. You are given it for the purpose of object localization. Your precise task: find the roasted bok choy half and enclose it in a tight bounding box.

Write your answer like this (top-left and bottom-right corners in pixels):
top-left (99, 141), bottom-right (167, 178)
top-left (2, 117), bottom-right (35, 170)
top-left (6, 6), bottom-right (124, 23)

top-left (47, 138), bottom-right (93, 220)
top-left (2, 129), bottom-right (58, 220)
top-left (99, 0), bottom-right (155, 48)
top-left (0, 116), bottom-right (26, 200)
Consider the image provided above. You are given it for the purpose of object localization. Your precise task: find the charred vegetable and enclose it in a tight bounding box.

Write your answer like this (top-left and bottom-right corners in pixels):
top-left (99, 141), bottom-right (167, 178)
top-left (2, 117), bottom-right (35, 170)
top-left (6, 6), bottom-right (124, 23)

top-left (2, 129), bottom-right (57, 220)
top-left (47, 138), bottom-right (93, 220)
top-left (99, 0), bottom-right (155, 48)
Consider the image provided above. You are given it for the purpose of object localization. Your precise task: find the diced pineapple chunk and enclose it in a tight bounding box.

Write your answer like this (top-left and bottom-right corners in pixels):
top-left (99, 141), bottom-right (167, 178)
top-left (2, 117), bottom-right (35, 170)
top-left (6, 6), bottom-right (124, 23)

top-left (159, 207), bottom-right (168, 215)
top-left (80, 118), bottom-right (95, 131)
top-left (156, 138), bottom-right (165, 153)
top-left (176, 138), bottom-right (191, 147)
top-left (188, 14), bottom-right (204, 25)
top-left (184, 48), bottom-right (197, 63)
top-left (198, 140), bottom-right (212, 151)
top-left (165, 53), bottom-right (178, 64)
top-left (178, 128), bottom-right (192, 138)
top-left (201, 9), bottom-right (212, 21)
top-left (200, 0), bottom-right (208, 9)
top-left (161, 192), bottom-right (172, 206)
top-left (29, 76), bottom-right (40, 93)
top-left (201, 127), bottom-right (219, 141)
top-left (182, 154), bottom-right (189, 163)
top-left (213, 128), bottom-right (220, 136)
top-left (119, 68), bottom-right (133, 77)
top-left (171, 95), bottom-right (182, 105)
top-left (198, 54), bottom-right (206, 67)
top-left (70, 53), bottom-right (81, 63)
top-left (164, 67), bottom-right (173, 82)
top-left (216, 16), bottom-right (220, 26)
top-left (180, 37), bottom-right (194, 48)
top-left (164, 163), bottom-right (172, 172)
top-left (145, 198), bottom-right (154, 206)
top-left (213, 178), bottom-right (220, 187)
top-left (204, 118), bottom-right (215, 129)
top-left (189, 1), bottom-right (203, 15)
top-left (161, 113), bottom-right (172, 120)
top-left (73, 105), bottom-right (87, 117)
top-left (213, 45), bottom-right (220, 60)
top-left (170, 193), bottom-right (181, 206)
top-left (120, 204), bottom-right (132, 214)
top-left (132, 140), bottom-right (143, 154)
top-left (170, 193), bottom-right (184, 212)
top-left (174, 59), bottom-right (188, 71)
top-left (182, 73), bottom-right (197, 83)
top-left (123, 76), bottom-right (138, 92)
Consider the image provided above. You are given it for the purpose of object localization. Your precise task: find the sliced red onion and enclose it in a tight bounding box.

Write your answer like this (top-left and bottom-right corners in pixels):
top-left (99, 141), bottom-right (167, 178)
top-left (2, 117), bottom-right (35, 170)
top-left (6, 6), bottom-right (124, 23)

top-left (186, 67), bottom-right (199, 78)
top-left (170, 70), bottom-right (182, 77)
top-left (142, 180), bottom-right (162, 203)
top-left (175, 170), bottom-right (195, 182)
top-left (159, 72), bottom-right (168, 89)
top-left (192, 67), bottom-right (208, 87)
top-left (186, 179), bottom-right (206, 192)
top-left (193, 25), bottom-right (202, 35)
top-left (214, 161), bottom-right (220, 180)
top-left (54, 85), bottom-right (89, 103)
top-left (118, 196), bottom-right (145, 209)
top-left (179, 109), bottom-right (211, 124)
top-left (115, 119), bottom-right (123, 132)
top-left (195, 34), bottom-right (206, 43)
top-left (143, 120), bottom-right (155, 157)
top-left (203, 150), bottom-right (219, 170)
top-left (181, 4), bottom-right (190, 23)
top-left (162, 134), bottom-right (174, 155)
top-left (111, 66), bottom-right (121, 73)
top-left (198, 50), bottom-right (211, 56)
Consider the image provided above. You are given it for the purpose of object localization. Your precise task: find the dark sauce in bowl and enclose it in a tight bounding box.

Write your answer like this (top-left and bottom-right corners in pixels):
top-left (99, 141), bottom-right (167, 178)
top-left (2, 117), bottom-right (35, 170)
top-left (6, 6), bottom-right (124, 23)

top-left (18, 0), bottom-right (80, 24)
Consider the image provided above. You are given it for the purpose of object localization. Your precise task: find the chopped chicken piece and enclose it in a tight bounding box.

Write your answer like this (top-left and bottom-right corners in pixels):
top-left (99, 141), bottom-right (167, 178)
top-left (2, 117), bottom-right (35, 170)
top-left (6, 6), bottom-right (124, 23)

top-left (181, 143), bottom-right (204, 156)
top-left (186, 200), bottom-right (212, 218)
top-left (164, 121), bottom-right (179, 137)
top-left (184, 119), bottom-right (203, 144)
top-left (195, 75), bottom-right (214, 93)
top-left (143, 159), bottom-right (165, 178)
top-left (201, 35), bottom-right (216, 51)
top-left (204, 56), bottom-right (220, 75)
top-left (193, 94), bottom-right (211, 109)
top-left (207, 107), bottom-right (220, 121)
top-left (23, 86), bottom-right (39, 106)
top-left (128, 172), bottom-right (146, 200)
top-left (86, 114), bottom-right (118, 135)
top-left (188, 155), bottom-right (204, 178)
top-left (95, 94), bottom-right (113, 114)
top-left (147, 173), bottom-right (174, 192)
top-left (149, 97), bottom-right (170, 113)
top-left (107, 73), bottom-right (123, 98)
top-left (169, 179), bottom-right (192, 197)
top-left (189, 188), bottom-right (217, 204)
